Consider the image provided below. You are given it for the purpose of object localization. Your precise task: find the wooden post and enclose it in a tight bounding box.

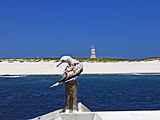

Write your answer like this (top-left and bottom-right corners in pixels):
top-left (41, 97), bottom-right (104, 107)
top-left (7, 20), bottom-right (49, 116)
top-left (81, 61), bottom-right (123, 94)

top-left (65, 81), bottom-right (78, 113)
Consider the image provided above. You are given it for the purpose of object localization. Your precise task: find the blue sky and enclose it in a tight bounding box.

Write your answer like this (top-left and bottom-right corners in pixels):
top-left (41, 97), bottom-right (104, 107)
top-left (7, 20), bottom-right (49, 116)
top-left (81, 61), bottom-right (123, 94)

top-left (0, 0), bottom-right (160, 59)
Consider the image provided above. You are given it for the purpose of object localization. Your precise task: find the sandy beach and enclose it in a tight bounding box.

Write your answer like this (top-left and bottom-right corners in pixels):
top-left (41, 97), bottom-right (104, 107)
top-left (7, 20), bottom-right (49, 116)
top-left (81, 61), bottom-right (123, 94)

top-left (0, 61), bottom-right (160, 75)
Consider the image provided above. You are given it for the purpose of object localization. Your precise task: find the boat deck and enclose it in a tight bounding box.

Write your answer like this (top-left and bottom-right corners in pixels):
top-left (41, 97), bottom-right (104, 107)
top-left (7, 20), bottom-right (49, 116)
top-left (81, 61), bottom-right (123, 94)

top-left (31, 102), bottom-right (160, 120)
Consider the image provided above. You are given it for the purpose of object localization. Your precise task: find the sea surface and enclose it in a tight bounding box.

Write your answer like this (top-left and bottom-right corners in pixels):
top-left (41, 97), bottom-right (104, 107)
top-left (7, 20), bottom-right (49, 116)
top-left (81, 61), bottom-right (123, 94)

top-left (1, 74), bottom-right (160, 120)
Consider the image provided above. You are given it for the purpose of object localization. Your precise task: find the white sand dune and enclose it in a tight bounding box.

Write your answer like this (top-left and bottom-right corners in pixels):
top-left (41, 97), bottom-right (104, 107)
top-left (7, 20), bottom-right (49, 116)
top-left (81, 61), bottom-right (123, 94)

top-left (0, 61), bottom-right (160, 75)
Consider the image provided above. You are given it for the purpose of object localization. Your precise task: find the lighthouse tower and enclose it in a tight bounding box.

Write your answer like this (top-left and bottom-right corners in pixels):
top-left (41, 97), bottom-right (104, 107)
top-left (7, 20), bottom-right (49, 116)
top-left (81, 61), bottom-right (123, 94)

top-left (90, 46), bottom-right (96, 58)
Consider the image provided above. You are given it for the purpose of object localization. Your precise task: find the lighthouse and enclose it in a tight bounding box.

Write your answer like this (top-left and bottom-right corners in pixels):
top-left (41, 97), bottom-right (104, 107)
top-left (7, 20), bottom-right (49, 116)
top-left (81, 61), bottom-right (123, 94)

top-left (90, 46), bottom-right (96, 58)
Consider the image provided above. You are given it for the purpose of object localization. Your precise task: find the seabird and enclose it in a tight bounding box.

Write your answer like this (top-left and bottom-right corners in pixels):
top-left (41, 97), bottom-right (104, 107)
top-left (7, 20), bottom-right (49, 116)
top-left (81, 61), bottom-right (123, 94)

top-left (51, 56), bottom-right (83, 87)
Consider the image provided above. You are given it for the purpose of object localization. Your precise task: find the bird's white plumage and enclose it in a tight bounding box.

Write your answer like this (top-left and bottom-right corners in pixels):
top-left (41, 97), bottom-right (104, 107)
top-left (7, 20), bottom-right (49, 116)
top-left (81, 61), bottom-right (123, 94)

top-left (51, 56), bottom-right (83, 88)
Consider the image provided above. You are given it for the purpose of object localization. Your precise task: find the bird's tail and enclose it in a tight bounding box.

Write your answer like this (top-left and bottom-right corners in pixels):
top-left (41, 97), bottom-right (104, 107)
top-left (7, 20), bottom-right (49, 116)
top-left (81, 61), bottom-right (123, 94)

top-left (50, 82), bottom-right (61, 88)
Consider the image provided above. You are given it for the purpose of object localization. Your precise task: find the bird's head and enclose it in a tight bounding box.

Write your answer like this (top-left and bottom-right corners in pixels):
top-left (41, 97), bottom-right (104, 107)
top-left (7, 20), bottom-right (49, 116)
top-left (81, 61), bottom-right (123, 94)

top-left (57, 56), bottom-right (72, 67)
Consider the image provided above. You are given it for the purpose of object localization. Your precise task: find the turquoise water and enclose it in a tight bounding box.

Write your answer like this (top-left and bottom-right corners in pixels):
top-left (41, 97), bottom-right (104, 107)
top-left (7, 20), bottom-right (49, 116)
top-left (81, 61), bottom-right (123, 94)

top-left (0, 74), bottom-right (160, 120)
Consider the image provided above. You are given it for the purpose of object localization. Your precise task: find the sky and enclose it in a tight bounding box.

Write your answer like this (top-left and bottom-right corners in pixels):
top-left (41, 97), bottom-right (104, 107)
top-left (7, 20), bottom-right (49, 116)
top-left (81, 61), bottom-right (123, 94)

top-left (0, 0), bottom-right (160, 59)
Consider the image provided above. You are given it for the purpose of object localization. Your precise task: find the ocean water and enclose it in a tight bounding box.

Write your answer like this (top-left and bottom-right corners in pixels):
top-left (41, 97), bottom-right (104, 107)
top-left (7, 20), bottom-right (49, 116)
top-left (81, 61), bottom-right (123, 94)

top-left (1, 74), bottom-right (160, 120)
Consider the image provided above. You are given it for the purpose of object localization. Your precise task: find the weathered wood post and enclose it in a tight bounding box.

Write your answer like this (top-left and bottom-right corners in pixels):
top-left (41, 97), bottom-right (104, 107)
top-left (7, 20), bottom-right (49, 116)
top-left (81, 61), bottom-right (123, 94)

top-left (65, 81), bottom-right (78, 113)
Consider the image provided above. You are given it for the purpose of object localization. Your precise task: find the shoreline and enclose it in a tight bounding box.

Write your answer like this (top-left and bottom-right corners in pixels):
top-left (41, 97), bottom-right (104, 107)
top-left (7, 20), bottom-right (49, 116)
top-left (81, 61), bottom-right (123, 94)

top-left (0, 61), bottom-right (160, 75)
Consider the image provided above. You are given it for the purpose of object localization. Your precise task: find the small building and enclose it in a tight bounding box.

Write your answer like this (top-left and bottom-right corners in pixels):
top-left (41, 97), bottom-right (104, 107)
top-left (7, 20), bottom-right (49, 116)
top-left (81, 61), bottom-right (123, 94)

top-left (91, 46), bottom-right (96, 58)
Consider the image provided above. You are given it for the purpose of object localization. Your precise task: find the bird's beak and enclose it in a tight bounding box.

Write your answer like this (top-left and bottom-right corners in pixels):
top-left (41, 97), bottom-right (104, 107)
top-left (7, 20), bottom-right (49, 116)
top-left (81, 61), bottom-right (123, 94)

top-left (56, 61), bottom-right (63, 67)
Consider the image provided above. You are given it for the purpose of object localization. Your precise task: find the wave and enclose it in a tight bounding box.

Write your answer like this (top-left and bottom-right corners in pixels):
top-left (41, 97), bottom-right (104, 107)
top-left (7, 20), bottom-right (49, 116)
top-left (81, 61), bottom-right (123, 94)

top-left (143, 73), bottom-right (160, 76)
top-left (121, 73), bottom-right (160, 76)
top-left (0, 75), bottom-right (27, 78)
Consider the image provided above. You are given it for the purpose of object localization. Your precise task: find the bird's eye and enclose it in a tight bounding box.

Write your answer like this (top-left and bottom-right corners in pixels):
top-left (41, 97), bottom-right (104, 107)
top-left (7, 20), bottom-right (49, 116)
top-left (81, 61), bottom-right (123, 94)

top-left (62, 60), bottom-right (65, 62)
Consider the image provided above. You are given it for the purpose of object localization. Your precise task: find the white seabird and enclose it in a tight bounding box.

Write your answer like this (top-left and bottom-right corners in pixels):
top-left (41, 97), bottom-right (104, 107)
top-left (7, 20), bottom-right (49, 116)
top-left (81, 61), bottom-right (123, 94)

top-left (51, 56), bottom-right (83, 87)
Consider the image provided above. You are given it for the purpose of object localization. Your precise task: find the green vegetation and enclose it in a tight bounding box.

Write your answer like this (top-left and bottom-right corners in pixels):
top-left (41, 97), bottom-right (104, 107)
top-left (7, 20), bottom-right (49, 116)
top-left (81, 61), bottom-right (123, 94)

top-left (142, 56), bottom-right (160, 61)
top-left (0, 58), bottom-right (59, 63)
top-left (76, 58), bottom-right (126, 62)
top-left (0, 57), bottom-right (159, 63)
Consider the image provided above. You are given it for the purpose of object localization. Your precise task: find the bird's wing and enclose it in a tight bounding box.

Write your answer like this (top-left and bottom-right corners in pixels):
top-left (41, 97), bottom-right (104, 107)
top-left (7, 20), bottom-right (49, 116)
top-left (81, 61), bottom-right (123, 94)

top-left (59, 63), bottom-right (83, 83)
top-left (51, 63), bottom-right (83, 88)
